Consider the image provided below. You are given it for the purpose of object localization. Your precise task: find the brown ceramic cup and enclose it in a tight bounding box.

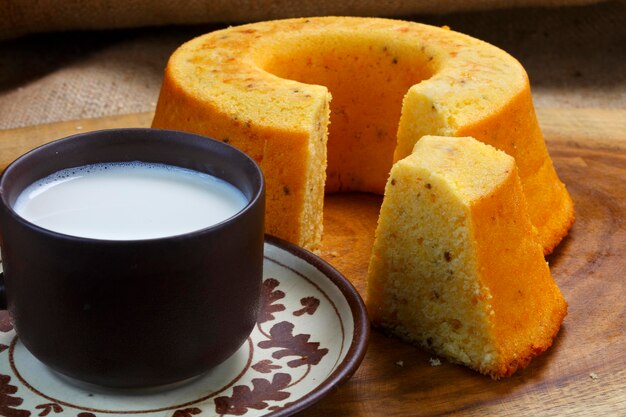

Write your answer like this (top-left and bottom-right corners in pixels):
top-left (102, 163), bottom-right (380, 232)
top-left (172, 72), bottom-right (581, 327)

top-left (0, 128), bottom-right (265, 388)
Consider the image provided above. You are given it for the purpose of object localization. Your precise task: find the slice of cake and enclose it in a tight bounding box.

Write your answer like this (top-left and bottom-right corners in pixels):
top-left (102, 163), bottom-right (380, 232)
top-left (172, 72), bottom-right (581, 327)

top-left (367, 135), bottom-right (567, 378)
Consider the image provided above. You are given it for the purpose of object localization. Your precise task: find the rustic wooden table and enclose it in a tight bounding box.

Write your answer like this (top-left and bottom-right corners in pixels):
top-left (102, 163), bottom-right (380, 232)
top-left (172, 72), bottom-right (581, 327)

top-left (1, 107), bottom-right (624, 415)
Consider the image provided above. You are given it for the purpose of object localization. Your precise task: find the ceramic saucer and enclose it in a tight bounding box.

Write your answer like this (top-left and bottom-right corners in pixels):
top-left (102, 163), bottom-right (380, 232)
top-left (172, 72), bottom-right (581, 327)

top-left (0, 236), bottom-right (369, 417)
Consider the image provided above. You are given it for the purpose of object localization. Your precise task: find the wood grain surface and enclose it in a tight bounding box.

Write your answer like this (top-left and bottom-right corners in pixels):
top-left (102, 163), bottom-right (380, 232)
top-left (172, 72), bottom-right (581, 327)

top-left (0, 108), bottom-right (624, 416)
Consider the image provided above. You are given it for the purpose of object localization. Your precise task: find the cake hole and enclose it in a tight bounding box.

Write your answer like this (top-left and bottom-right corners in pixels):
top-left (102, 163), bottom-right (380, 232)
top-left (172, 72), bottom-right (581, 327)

top-left (258, 33), bottom-right (435, 194)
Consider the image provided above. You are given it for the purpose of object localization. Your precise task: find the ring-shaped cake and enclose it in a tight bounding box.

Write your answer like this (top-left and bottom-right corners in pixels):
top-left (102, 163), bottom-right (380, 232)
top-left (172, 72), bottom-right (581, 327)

top-left (153, 16), bottom-right (574, 254)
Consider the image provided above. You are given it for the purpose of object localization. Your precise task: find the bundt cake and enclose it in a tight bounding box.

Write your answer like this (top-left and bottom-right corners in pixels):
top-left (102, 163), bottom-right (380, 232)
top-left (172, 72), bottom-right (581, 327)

top-left (367, 136), bottom-right (567, 378)
top-left (152, 16), bottom-right (574, 253)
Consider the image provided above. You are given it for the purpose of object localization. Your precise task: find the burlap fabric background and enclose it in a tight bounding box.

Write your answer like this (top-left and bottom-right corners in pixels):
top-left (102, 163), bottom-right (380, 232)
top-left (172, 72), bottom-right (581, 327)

top-left (0, 0), bottom-right (606, 40)
top-left (1, 0), bottom-right (624, 129)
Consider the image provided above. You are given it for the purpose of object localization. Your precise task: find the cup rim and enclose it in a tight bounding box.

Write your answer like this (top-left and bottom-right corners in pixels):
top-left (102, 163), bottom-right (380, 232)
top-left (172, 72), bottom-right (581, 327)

top-left (0, 128), bottom-right (265, 244)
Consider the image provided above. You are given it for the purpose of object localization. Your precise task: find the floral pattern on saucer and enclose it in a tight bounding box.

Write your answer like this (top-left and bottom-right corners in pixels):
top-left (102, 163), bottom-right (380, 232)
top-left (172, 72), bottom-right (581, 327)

top-left (0, 238), bottom-right (368, 417)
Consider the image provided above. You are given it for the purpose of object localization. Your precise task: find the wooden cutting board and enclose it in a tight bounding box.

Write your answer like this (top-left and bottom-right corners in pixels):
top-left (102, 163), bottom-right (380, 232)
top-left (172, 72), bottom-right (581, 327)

top-left (1, 108), bottom-right (625, 415)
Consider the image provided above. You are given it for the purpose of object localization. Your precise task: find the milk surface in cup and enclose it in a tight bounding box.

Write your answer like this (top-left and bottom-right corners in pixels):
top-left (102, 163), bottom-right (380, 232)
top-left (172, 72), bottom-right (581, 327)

top-left (13, 161), bottom-right (248, 240)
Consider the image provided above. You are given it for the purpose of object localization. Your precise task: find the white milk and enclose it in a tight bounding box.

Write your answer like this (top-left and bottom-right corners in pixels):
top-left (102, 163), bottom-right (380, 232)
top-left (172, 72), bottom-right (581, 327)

top-left (13, 162), bottom-right (248, 240)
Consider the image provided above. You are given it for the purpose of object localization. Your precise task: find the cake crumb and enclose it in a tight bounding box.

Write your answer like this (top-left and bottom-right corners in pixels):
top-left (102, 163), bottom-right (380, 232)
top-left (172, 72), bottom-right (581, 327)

top-left (589, 372), bottom-right (599, 380)
top-left (395, 360), bottom-right (404, 367)
top-left (429, 357), bottom-right (442, 367)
